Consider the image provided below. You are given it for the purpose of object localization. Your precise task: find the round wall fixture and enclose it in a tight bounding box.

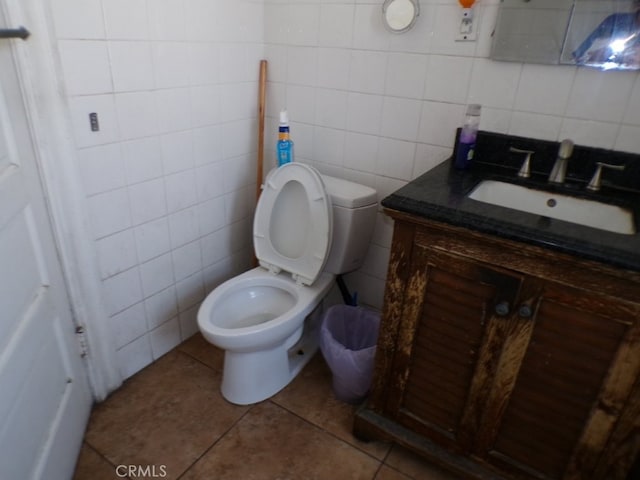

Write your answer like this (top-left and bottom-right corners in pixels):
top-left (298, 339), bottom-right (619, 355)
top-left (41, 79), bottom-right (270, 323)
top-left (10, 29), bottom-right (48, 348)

top-left (382, 0), bottom-right (419, 33)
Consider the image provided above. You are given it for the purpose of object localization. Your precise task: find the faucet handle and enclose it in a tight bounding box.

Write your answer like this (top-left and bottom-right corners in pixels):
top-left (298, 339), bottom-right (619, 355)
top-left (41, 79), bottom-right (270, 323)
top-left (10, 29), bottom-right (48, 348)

top-left (586, 162), bottom-right (625, 192)
top-left (509, 147), bottom-right (535, 178)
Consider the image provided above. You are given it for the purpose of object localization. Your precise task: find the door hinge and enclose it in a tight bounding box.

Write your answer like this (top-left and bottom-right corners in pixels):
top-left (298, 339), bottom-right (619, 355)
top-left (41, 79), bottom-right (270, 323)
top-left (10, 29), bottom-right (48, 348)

top-left (75, 325), bottom-right (89, 358)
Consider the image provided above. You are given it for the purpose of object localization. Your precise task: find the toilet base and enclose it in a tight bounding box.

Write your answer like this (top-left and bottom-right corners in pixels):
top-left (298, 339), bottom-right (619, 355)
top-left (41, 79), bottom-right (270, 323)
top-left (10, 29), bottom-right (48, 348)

top-left (220, 302), bottom-right (324, 405)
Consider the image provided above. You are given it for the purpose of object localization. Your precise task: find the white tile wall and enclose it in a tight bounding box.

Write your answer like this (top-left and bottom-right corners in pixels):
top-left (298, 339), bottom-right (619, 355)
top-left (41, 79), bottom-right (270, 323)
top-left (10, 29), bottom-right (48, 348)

top-left (128, 178), bottom-right (167, 225)
top-left (140, 253), bottom-right (174, 298)
top-left (319, 4), bottom-right (354, 48)
top-left (380, 97), bottom-right (422, 141)
top-left (161, 131), bottom-right (194, 175)
top-left (103, 0), bottom-right (149, 40)
top-left (149, 318), bottom-right (181, 359)
top-left (175, 272), bottom-right (205, 312)
top-left (122, 137), bottom-right (163, 184)
top-left (514, 64), bottom-right (575, 116)
top-left (78, 143), bottom-right (125, 195)
top-left (177, 304), bottom-right (200, 341)
top-left (169, 207), bottom-right (200, 249)
top-left (566, 69), bottom-right (635, 123)
top-left (58, 40), bottom-right (113, 95)
top-left (385, 53), bottom-right (428, 99)
top-left (114, 92), bottom-right (159, 140)
top-left (51, 0), bottom-right (640, 379)
top-left (111, 303), bottom-right (147, 349)
top-left (263, 0), bottom-right (640, 311)
top-left (346, 92), bottom-right (383, 135)
top-left (51, 0), bottom-right (106, 39)
top-left (52, 0), bottom-right (262, 379)
top-left (349, 50), bottom-right (387, 95)
top-left (134, 217), bottom-right (171, 263)
top-left (102, 267), bottom-right (143, 316)
top-left (423, 55), bottom-right (473, 103)
top-left (96, 229), bottom-right (138, 279)
top-left (116, 335), bottom-right (152, 380)
top-left (87, 188), bottom-right (132, 239)
top-left (145, 286), bottom-right (178, 330)
top-left (108, 41), bottom-right (155, 92)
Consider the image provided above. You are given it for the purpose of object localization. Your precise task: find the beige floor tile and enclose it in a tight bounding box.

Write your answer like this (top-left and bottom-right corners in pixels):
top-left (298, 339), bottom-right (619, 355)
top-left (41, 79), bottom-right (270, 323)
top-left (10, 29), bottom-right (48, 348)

top-left (177, 332), bottom-right (224, 371)
top-left (384, 445), bottom-right (463, 480)
top-left (84, 351), bottom-right (249, 480)
top-left (181, 401), bottom-right (381, 480)
top-left (272, 353), bottom-right (391, 460)
top-left (72, 443), bottom-right (118, 480)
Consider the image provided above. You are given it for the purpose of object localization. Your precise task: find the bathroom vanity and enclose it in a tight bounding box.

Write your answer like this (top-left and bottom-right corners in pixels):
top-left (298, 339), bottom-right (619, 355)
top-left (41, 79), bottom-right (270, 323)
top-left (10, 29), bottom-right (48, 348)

top-left (354, 132), bottom-right (640, 480)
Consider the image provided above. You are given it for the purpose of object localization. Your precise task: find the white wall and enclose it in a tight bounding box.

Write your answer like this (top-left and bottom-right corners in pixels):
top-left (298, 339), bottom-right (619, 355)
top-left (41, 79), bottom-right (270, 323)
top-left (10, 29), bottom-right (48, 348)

top-left (47, 0), bottom-right (640, 380)
top-left (49, 0), bottom-right (264, 379)
top-left (263, 0), bottom-right (640, 310)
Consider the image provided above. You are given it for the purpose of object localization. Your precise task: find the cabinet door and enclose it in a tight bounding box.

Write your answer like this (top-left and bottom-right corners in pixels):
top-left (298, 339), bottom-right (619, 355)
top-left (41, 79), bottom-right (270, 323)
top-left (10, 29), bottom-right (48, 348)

top-left (386, 242), bottom-right (523, 452)
top-left (479, 280), bottom-right (640, 480)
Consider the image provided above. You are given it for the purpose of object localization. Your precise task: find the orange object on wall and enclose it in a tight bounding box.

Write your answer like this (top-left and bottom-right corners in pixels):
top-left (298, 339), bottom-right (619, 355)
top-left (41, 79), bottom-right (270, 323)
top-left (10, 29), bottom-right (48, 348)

top-left (459, 0), bottom-right (475, 7)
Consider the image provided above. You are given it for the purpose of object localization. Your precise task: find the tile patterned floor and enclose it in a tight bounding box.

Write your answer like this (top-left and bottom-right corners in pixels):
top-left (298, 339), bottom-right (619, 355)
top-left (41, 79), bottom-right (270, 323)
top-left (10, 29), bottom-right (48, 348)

top-left (73, 334), bottom-right (461, 480)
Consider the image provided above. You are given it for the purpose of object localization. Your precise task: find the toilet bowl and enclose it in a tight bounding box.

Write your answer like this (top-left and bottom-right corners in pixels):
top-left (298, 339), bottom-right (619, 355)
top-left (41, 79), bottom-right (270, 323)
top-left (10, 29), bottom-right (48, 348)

top-left (197, 163), bottom-right (377, 405)
top-left (199, 268), bottom-right (334, 405)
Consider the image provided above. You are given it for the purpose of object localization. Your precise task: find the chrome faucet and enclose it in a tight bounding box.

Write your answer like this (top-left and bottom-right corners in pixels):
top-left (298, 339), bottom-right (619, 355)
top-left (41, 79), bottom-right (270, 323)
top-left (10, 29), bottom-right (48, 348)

top-left (548, 139), bottom-right (574, 184)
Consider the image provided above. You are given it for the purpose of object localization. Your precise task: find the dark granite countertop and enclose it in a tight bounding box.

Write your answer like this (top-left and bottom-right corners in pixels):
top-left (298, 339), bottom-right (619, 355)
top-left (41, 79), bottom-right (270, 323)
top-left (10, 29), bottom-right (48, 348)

top-left (381, 131), bottom-right (640, 273)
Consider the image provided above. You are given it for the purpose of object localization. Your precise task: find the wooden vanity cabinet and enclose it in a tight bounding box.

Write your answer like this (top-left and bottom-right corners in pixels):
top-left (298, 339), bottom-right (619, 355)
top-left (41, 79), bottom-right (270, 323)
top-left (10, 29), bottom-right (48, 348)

top-left (354, 210), bottom-right (640, 480)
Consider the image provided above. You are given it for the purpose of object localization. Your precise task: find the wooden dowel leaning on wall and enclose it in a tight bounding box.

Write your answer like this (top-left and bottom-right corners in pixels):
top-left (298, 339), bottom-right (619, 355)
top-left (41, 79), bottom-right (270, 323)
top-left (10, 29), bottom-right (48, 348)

top-left (256, 59), bottom-right (267, 202)
top-left (253, 60), bottom-right (267, 268)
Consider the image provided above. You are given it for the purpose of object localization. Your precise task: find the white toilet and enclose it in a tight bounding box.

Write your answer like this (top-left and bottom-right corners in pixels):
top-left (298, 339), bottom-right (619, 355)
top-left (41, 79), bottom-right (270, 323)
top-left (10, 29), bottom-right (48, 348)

top-left (197, 163), bottom-right (377, 405)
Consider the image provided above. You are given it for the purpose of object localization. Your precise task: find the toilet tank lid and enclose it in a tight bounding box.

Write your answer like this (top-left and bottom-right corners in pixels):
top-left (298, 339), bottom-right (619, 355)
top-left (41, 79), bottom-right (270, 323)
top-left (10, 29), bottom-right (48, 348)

top-left (321, 174), bottom-right (378, 209)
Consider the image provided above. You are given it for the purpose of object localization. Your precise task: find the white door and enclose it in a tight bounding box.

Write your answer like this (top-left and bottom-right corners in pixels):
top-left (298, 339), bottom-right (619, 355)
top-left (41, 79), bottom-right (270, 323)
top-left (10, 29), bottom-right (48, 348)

top-left (0, 23), bottom-right (92, 480)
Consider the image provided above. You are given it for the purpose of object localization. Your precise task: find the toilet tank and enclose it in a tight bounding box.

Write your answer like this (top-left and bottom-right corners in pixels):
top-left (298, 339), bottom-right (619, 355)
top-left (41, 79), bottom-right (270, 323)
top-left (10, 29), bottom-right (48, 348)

top-left (320, 174), bottom-right (378, 275)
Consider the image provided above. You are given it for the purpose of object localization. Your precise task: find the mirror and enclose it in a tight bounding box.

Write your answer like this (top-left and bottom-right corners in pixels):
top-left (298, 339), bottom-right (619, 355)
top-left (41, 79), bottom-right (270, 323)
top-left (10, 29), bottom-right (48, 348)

top-left (491, 0), bottom-right (640, 71)
top-left (382, 0), bottom-right (419, 33)
top-left (563, 0), bottom-right (640, 70)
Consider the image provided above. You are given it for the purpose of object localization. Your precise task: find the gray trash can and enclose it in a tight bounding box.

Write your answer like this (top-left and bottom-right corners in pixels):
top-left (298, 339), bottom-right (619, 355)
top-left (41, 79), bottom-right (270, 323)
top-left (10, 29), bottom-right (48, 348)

top-left (319, 305), bottom-right (381, 404)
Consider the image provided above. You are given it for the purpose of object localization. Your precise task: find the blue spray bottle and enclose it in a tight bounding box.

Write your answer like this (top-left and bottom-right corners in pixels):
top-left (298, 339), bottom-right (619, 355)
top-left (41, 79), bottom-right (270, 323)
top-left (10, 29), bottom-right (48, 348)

top-left (277, 110), bottom-right (294, 167)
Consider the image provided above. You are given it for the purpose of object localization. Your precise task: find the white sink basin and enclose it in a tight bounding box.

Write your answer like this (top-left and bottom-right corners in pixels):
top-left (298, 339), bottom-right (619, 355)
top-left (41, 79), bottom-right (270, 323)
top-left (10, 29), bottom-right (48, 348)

top-left (468, 180), bottom-right (636, 235)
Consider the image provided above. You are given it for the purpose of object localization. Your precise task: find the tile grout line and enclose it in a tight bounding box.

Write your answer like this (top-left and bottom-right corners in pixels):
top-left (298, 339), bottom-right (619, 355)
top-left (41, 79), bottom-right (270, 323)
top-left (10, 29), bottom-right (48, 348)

top-left (172, 346), bottom-right (257, 480)
top-left (175, 346), bottom-right (223, 373)
top-left (267, 398), bottom-right (391, 468)
top-left (78, 440), bottom-right (133, 480)
top-left (174, 401), bottom-right (257, 480)
top-left (173, 342), bottom-right (405, 477)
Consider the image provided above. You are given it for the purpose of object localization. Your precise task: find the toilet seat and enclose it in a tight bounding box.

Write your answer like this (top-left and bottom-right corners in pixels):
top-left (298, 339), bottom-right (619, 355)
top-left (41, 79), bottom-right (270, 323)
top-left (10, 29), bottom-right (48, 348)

top-left (253, 163), bottom-right (333, 286)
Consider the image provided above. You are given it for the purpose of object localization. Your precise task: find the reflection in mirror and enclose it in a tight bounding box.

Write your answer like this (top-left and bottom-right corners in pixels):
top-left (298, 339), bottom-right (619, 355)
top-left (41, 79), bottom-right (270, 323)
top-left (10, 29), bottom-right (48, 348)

top-left (562, 0), bottom-right (640, 70)
top-left (491, 0), bottom-right (574, 65)
top-left (492, 0), bottom-right (640, 71)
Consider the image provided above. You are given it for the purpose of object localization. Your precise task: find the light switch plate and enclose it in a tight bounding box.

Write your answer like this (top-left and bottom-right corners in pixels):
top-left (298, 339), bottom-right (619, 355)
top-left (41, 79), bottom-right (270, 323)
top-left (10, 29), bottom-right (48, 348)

top-left (456, 8), bottom-right (477, 42)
